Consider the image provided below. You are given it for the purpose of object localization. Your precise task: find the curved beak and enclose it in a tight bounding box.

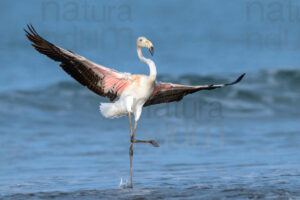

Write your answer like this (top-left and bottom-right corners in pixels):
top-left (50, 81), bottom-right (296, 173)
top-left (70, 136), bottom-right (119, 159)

top-left (146, 40), bottom-right (154, 56)
top-left (149, 46), bottom-right (154, 56)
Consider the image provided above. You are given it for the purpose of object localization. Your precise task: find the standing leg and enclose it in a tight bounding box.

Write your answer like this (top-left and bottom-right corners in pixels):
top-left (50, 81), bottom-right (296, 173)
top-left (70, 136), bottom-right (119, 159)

top-left (129, 119), bottom-right (138, 188)
top-left (127, 105), bottom-right (160, 188)
top-left (129, 143), bottom-right (133, 188)
top-left (128, 112), bottom-right (133, 188)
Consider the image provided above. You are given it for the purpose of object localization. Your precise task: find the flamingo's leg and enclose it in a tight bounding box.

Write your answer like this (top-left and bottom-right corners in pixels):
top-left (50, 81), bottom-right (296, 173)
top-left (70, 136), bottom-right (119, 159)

top-left (129, 143), bottom-right (133, 188)
top-left (131, 115), bottom-right (159, 147)
top-left (128, 116), bottom-right (160, 188)
top-left (131, 120), bottom-right (138, 141)
top-left (129, 112), bottom-right (132, 137)
top-left (129, 119), bottom-right (138, 188)
top-left (128, 112), bottom-right (133, 188)
top-left (134, 139), bottom-right (160, 147)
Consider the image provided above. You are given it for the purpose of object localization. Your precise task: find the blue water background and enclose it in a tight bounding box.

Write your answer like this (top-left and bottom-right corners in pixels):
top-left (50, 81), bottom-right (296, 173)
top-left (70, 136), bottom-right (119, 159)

top-left (0, 0), bottom-right (300, 199)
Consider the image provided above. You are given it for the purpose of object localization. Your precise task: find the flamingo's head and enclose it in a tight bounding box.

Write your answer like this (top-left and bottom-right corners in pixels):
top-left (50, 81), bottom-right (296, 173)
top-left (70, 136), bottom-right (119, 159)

top-left (137, 37), bottom-right (154, 56)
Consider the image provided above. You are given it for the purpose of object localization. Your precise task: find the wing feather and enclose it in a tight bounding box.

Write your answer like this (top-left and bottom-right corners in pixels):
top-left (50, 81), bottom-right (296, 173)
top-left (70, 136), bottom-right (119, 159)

top-left (24, 24), bottom-right (130, 101)
top-left (25, 25), bottom-right (245, 106)
top-left (144, 73), bottom-right (245, 107)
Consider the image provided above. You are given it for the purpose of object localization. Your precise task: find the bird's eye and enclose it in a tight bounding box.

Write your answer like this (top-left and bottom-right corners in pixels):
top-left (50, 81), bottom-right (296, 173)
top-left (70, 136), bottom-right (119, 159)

top-left (139, 39), bottom-right (143, 42)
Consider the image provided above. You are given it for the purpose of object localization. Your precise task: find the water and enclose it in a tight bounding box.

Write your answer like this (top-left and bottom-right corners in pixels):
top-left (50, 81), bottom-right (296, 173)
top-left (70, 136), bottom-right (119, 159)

top-left (1, 0), bottom-right (300, 199)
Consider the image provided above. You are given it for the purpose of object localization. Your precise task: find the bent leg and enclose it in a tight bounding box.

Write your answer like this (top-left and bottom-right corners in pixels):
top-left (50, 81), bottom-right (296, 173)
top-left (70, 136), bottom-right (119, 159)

top-left (134, 139), bottom-right (160, 147)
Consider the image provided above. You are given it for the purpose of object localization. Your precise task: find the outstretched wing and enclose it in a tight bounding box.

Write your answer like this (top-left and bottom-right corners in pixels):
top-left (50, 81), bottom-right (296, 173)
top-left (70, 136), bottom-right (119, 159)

top-left (144, 73), bottom-right (245, 107)
top-left (24, 24), bottom-right (131, 101)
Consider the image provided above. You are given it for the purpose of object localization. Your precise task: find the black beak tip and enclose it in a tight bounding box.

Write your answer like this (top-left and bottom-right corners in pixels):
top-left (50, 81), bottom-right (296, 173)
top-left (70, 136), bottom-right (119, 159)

top-left (149, 46), bottom-right (154, 56)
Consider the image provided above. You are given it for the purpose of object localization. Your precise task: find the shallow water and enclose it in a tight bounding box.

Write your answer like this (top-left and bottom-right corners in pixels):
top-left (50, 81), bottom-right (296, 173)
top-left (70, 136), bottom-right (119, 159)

top-left (1, 71), bottom-right (300, 199)
top-left (1, 0), bottom-right (300, 199)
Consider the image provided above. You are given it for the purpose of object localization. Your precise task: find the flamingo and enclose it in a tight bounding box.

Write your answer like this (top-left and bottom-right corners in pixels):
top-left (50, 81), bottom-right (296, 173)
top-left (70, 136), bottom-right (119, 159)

top-left (24, 24), bottom-right (245, 188)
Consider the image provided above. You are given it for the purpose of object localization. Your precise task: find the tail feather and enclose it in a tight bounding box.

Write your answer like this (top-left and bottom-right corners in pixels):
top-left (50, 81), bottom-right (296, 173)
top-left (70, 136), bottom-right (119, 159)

top-left (100, 102), bottom-right (128, 119)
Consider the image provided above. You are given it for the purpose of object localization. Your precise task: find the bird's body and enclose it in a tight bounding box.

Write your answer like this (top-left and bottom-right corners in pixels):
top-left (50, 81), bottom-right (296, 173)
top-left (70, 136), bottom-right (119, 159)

top-left (25, 25), bottom-right (245, 188)
top-left (99, 41), bottom-right (157, 121)
top-left (100, 74), bottom-right (155, 120)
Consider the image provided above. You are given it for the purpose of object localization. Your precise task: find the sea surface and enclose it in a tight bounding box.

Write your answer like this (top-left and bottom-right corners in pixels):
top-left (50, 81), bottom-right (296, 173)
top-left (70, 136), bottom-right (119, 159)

top-left (1, 0), bottom-right (300, 199)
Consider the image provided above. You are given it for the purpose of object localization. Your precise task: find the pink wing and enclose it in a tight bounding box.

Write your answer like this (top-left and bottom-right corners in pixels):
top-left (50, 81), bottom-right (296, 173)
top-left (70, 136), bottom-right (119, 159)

top-left (144, 73), bottom-right (245, 107)
top-left (25, 24), bottom-right (130, 101)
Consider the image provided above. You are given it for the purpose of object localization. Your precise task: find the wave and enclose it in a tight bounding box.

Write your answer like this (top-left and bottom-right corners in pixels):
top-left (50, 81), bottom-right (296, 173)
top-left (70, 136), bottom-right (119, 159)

top-left (0, 69), bottom-right (299, 116)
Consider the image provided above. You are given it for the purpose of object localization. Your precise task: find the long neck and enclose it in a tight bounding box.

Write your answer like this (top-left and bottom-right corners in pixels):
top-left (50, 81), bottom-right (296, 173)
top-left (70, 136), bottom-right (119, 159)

top-left (137, 46), bottom-right (157, 81)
